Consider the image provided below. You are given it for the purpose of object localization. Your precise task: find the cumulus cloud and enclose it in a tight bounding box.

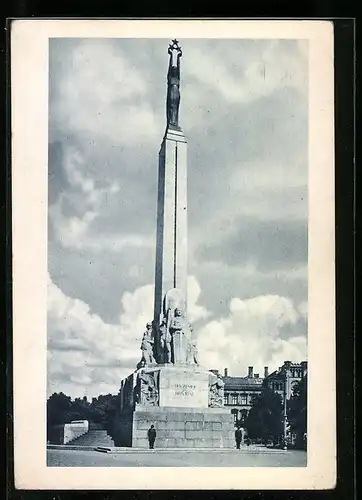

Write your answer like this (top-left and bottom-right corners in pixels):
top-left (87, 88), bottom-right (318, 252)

top-left (48, 144), bottom-right (154, 253)
top-left (47, 274), bottom-right (210, 398)
top-left (197, 294), bottom-right (307, 376)
top-left (48, 275), bottom-right (147, 399)
top-left (187, 275), bottom-right (211, 322)
top-left (297, 300), bottom-right (308, 320)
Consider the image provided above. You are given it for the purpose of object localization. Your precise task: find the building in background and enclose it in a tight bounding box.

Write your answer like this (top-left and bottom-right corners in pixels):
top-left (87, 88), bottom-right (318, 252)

top-left (264, 361), bottom-right (308, 402)
top-left (219, 366), bottom-right (267, 426)
top-left (220, 361), bottom-right (308, 428)
top-left (264, 360), bottom-right (308, 446)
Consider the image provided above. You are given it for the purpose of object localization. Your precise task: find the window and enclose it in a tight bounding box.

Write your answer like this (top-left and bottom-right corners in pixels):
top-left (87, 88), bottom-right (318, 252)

top-left (224, 395), bottom-right (228, 405)
top-left (241, 395), bottom-right (247, 405)
top-left (232, 394), bottom-right (238, 405)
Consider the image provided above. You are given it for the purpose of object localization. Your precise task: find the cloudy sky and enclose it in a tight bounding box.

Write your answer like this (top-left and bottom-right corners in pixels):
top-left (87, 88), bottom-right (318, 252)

top-left (47, 38), bottom-right (308, 399)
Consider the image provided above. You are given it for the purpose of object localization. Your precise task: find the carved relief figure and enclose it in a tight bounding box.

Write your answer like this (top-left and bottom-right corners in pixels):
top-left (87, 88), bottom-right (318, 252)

top-left (161, 289), bottom-right (196, 365)
top-left (136, 358), bottom-right (146, 371)
top-left (209, 374), bottom-right (225, 407)
top-left (185, 323), bottom-right (198, 364)
top-left (140, 322), bottom-right (155, 365)
top-left (159, 321), bottom-right (172, 363)
top-left (169, 307), bottom-right (189, 364)
top-left (169, 307), bottom-right (184, 332)
top-left (136, 370), bottom-right (159, 406)
top-left (164, 288), bottom-right (185, 326)
top-left (191, 338), bottom-right (199, 365)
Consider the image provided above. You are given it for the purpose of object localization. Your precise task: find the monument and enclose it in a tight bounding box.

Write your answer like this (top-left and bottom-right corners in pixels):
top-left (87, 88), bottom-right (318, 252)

top-left (112, 40), bottom-right (235, 448)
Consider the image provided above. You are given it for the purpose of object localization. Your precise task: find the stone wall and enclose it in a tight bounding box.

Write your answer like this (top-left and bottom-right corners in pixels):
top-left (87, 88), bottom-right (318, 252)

top-left (48, 420), bottom-right (89, 445)
top-left (47, 420), bottom-right (89, 444)
top-left (63, 420), bottom-right (89, 444)
top-left (112, 408), bottom-right (133, 447)
top-left (47, 424), bottom-right (65, 444)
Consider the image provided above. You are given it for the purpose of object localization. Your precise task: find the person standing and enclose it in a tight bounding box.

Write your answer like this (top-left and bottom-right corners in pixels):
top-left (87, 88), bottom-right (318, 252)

top-left (147, 424), bottom-right (157, 449)
top-left (235, 427), bottom-right (242, 449)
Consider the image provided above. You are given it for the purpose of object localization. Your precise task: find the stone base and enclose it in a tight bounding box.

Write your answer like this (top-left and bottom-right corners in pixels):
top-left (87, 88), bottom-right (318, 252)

top-left (113, 406), bottom-right (235, 449)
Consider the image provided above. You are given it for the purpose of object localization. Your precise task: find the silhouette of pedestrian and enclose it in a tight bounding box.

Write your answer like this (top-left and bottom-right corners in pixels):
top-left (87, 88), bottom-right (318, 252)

top-left (235, 427), bottom-right (242, 449)
top-left (148, 424), bottom-right (156, 449)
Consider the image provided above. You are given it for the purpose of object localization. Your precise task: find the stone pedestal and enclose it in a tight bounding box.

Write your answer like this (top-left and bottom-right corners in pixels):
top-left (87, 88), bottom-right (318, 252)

top-left (158, 364), bottom-right (209, 407)
top-left (131, 406), bottom-right (234, 448)
top-left (113, 365), bottom-right (235, 448)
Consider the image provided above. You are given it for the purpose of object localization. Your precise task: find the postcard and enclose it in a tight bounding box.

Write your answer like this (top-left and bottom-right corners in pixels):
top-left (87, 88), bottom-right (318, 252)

top-left (11, 19), bottom-right (335, 489)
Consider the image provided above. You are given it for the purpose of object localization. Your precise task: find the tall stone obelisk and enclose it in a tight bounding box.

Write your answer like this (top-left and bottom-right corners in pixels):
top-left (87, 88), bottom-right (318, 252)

top-left (153, 39), bottom-right (188, 358)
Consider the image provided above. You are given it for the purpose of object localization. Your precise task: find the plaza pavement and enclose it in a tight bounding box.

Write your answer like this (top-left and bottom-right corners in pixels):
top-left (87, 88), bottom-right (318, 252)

top-left (47, 447), bottom-right (307, 467)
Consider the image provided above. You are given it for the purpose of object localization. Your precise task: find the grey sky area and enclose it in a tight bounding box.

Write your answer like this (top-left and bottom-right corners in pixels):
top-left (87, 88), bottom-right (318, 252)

top-left (47, 38), bottom-right (308, 398)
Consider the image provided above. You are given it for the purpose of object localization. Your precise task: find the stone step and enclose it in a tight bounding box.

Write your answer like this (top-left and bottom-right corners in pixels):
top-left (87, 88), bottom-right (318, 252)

top-left (48, 443), bottom-right (289, 454)
top-left (95, 446), bottom-right (289, 454)
top-left (67, 429), bottom-right (115, 447)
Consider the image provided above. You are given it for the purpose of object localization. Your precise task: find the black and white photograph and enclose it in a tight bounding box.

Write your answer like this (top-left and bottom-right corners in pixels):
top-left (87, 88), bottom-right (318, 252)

top-left (12, 20), bottom-right (335, 489)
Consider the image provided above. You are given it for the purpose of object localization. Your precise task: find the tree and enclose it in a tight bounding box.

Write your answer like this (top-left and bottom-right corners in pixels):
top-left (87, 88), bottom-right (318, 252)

top-left (47, 392), bottom-right (72, 431)
top-left (86, 394), bottom-right (116, 425)
top-left (103, 394), bottom-right (120, 439)
top-left (66, 396), bottom-right (92, 422)
top-left (287, 375), bottom-right (307, 448)
top-left (245, 387), bottom-right (284, 445)
top-left (47, 391), bottom-right (120, 434)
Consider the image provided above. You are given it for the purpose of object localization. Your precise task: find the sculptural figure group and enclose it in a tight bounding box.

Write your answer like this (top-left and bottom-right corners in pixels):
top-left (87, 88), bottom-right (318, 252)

top-left (135, 286), bottom-right (226, 409)
top-left (135, 287), bottom-right (200, 406)
top-left (135, 370), bottom-right (159, 406)
top-left (139, 288), bottom-right (198, 368)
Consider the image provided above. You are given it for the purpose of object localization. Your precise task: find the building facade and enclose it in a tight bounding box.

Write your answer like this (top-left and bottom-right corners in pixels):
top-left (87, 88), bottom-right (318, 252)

top-left (220, 361), bottom-right (308, 428)
top-left (221, 366), bottom-right (266, 426)
top-left (264, 361), bottom-right (308, 402)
